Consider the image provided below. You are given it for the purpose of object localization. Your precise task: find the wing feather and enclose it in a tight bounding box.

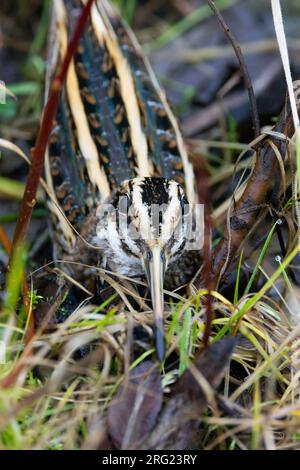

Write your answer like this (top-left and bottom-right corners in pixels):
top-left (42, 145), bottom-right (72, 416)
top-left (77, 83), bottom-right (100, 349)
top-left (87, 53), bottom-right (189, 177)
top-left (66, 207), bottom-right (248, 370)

top-left (45, 0), bottom-right (196, 255)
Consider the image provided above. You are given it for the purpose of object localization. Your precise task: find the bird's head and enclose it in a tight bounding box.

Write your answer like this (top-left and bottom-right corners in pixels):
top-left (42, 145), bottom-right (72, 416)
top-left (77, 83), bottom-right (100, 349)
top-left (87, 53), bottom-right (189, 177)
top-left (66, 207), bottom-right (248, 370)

top-left (94, 177), bottom-right (191, 361)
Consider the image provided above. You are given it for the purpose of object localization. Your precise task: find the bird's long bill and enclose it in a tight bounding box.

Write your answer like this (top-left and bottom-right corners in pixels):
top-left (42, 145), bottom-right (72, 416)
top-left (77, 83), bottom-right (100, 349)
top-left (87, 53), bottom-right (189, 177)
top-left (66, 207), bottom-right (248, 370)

top-left (145, 245), bottom-right (166, 362)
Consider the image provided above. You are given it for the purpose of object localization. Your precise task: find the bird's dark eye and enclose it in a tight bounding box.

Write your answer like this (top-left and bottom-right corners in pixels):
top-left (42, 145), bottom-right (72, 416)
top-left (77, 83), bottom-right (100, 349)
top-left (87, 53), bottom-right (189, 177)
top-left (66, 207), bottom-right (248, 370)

top-left (147, 250), bottom-right (153, 261)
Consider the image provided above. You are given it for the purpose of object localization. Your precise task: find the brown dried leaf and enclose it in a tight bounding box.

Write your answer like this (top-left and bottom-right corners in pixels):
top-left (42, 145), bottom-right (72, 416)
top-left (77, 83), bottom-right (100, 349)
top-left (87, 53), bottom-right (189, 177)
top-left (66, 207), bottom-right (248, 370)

top-left (177, 335), bottom-right (238, 399)
top-left (141, 337), bottom-right (237, 450)
top-left (107, 361), bottom-right (163, 449)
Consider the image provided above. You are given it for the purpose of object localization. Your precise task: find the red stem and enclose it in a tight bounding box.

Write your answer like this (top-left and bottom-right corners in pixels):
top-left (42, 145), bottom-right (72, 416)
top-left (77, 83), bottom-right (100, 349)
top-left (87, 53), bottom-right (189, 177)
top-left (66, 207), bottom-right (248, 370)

top-left (0, 225), bottom-right (34, 344)
top-left (11, 0), bottom-right (95, 252)
top-left (6, 0), bottom-right (95, 351)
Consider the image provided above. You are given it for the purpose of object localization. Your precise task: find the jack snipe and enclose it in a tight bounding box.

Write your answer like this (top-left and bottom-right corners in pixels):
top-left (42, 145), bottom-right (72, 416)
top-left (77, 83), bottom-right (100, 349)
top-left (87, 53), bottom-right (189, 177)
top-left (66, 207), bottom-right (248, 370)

top-left (45, 0), bottom-right (202, 360)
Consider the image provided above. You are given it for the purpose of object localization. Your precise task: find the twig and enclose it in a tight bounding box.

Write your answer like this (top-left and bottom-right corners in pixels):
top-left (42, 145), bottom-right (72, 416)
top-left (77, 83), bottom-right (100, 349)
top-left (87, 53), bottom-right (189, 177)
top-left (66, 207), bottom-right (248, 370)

top-left (206, 0), bottom-right (260, 140)
top-left (0, 225), bottom-right (12, 256)
top-left (193, 96), bottom-right (295, 289)
top-left (7, 0), bottom-right (95, 345)
top-left (11, 0), bottom-right (95, 256)
top-left (0, 286), bottom-right (68, 389)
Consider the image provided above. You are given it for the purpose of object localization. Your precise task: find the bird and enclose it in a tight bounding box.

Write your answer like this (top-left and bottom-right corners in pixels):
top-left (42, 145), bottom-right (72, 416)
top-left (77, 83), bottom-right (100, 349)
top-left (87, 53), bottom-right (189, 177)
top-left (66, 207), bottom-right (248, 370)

top-left (45, 0), bottom-right (201, 361)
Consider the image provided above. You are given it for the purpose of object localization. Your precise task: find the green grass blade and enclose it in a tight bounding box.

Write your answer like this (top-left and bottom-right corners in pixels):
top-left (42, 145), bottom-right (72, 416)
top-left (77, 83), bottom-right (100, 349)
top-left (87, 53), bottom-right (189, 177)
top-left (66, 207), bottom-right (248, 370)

top-left (179, 308), bottom-right (192, 375)
top-left (243, 219), bottom-right (280, 296)
top-left (234, 249), bottom-right (243, 304)
top-left (214, 241), bottom-right (300, 341)
top-left (147, 0), bottom-right (238, 52)
top-left (2, 243), bottom-right (26, 315)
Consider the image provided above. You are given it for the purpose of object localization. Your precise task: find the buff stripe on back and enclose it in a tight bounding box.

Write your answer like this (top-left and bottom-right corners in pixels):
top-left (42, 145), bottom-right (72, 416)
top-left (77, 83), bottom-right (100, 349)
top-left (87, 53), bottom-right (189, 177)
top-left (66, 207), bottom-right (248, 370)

top-left (54, 0), bottom-right (111, 200)
top-left (99, 0), bottom-right (196, 206)
top-left (89, 0), bottom-right (152, 178)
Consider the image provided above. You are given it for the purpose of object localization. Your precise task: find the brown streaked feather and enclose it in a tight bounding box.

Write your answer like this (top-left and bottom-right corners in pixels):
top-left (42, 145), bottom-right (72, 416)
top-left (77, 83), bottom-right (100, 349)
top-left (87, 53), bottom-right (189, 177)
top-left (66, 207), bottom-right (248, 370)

top-left (45, 0), bottom-right (197, 256)
top-left (97, 0), bottom-right (195, 201)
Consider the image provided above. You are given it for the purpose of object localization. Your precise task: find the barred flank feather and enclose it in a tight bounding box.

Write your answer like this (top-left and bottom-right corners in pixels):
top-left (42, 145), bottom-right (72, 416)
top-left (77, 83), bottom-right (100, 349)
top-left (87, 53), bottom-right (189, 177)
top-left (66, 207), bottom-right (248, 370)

top-left (45, 0), bottom-right (196, 254)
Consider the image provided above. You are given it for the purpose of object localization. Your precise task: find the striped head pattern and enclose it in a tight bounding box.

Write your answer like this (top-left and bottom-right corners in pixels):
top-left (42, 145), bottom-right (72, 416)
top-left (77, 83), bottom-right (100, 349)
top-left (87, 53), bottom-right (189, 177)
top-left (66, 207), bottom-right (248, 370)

top-left (93, 177), bottom-right (190, 276)
top-left (93, 176), bottom-right (191, 361)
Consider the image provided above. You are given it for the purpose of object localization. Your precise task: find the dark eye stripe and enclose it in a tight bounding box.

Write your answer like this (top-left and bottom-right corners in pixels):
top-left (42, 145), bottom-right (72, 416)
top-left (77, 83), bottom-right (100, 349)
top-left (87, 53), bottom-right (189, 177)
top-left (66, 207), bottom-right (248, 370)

top-left (120, 239), bottom-right (139, 259)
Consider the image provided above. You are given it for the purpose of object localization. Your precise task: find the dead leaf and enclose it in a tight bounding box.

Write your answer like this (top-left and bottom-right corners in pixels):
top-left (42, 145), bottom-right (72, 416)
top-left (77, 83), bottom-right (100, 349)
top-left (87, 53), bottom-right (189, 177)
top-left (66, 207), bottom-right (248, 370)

top-left (107, 361), bottom-right (163, 449)
top-left (140, 337), bottom-right (237, 450)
